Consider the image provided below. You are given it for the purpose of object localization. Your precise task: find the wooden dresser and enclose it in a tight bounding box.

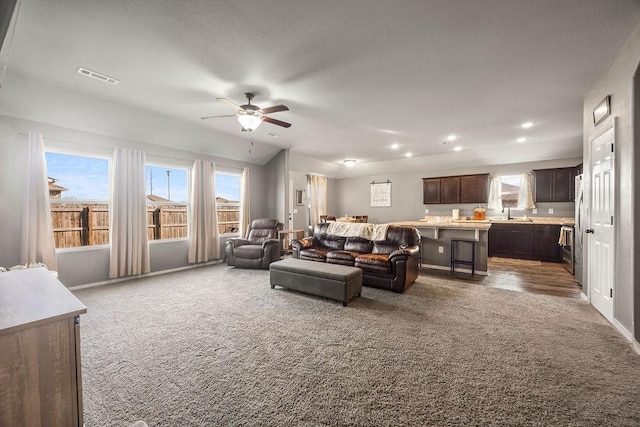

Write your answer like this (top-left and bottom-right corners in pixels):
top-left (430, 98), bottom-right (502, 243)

top-left (0, 268), bottom-right (87, 426)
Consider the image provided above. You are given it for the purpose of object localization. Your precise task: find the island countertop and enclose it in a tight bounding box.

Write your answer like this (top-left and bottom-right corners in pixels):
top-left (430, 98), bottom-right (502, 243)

top-left (392, 216), bottom-right (575, 229)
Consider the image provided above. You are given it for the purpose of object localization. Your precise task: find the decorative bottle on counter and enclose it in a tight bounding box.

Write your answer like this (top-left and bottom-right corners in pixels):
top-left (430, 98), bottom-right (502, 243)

top-left (473, 205), bottom-right (486, 220)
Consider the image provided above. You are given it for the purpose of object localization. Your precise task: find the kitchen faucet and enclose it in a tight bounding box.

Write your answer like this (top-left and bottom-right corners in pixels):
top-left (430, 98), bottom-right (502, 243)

top-left (502, 205), bottom-right (512, 220)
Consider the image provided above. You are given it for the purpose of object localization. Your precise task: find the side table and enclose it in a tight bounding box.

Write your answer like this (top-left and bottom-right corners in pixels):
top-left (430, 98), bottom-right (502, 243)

top-left (279, 229), bottom-right (305, 254)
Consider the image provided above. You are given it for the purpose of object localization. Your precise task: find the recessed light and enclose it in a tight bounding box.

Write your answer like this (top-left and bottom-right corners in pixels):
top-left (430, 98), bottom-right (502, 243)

top-left (521, 121), bottom-right (534, 129)
top-left (343, 159), bottom-right (356, 167)
top-left (405, 152), bottom-right (412, 158)
top-left (516, 137), bottom-right (527, 143)
top-left (454, 146), bottom-right (462, 151)
top-left (447, 134), bottom-right (457, 141)
top-left (391, 143), bottom-right (399, 150)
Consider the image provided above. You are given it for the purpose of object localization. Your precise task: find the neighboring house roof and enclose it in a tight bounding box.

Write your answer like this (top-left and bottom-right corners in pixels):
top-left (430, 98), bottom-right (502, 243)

top-left (216, 197), bottom-right (239, 204)
top-left (147, 194), bottom-right (171, 202)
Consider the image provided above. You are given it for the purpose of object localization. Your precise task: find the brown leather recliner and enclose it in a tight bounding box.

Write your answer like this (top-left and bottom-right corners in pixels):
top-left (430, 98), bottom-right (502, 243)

top-left (291, 223), bottom-right (420, 293)
top-left (225, 218), bottom-right (283, 269)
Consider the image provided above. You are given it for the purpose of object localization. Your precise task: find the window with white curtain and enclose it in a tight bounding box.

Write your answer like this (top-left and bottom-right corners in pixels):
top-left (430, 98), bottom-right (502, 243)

top-left (145, 164), bottom-right (189, 241)
top-left (215, 172), bottom-right (241, 235)
top-left (45, 151), bottom-right (110, 249)
top-left (500, 175), bottom-right (521, 208)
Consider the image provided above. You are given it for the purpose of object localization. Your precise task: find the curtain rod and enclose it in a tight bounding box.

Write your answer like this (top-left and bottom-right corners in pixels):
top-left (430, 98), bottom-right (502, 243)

top-left (14, 131), bottom-right (245, 171)
top-left (371, 179), bottom-right (391, 184)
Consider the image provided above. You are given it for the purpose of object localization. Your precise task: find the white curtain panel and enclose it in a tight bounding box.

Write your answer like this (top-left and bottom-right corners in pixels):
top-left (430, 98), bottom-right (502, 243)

top-left (487, 174), bottom-right (503, 210)
top-left (517, 173), bottom-right (536, 209)
top-left (188, 159), bottom-right (219, 263)
top-left (20, 132), bottom-right (58, 271)
top-left (239, 167), bottom-right (250, 238)
top-left (309, 174), bottom-right (328, 226)
top-left (109, 148), bottom-right (150, 278)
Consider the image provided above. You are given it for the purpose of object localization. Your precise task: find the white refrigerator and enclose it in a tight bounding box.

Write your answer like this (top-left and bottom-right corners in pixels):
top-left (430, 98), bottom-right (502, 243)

top-left (574, 174), bottom-right (584, 285)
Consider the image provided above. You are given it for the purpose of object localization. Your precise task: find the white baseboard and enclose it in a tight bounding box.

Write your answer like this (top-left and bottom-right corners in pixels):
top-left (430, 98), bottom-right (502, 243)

top-left (419, 263), bottom-right (488, 276)
top-left (68, 260), bottom-right (223, 291)
top-left (612, 318), bottom-right (633, 342)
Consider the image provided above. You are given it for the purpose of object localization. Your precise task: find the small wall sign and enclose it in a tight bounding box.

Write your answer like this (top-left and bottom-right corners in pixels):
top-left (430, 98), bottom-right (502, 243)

top-left (593, 95), bottom-right (611, 126)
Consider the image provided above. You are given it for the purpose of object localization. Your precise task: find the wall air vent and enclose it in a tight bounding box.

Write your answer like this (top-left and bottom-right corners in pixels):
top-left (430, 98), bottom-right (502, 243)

top-left (77, 67), bottom-right (119, 85)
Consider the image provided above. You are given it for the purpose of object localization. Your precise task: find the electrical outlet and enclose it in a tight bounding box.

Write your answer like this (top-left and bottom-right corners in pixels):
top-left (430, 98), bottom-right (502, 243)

top-left (532, 208), bottom-right (537, 214)
top-left (425, 208), bottom-right (429, 214)
top-left (548, 208), bottom-right (554, 214)
top-left (438, 246), bottom-right (444, 254)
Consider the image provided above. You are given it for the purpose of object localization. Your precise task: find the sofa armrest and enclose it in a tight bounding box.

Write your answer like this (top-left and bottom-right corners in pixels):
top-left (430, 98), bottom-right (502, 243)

top-left (389, 245), bottom-right (420, 261)
top-left (291, 237), bottom-right (314, 251)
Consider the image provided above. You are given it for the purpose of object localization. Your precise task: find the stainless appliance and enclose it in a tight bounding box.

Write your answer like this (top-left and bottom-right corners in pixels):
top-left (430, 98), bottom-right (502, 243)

top-left (561, 225), bottom-right (574, 274)
top-left (574, 174), bottom-right (584, 284)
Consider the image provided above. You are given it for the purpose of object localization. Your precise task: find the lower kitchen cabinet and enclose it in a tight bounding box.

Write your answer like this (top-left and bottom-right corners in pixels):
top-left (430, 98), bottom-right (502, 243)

top-left (488, 223), bottom-right (561, 262)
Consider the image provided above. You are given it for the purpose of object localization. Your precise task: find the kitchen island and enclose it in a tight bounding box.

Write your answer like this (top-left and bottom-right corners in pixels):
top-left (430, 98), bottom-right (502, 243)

top-left (393, 216), bottom-right (575, 275)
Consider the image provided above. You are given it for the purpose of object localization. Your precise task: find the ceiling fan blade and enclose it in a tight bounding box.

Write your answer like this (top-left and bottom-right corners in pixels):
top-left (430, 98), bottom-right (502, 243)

top-left (216, 97), bottom-right (243, 110)
top-left (201, 114), bottom-right (238, 120)
top-left (263, 116), bottom-right (292, 128)
top-left (260, 104), bottom-right (289, 114)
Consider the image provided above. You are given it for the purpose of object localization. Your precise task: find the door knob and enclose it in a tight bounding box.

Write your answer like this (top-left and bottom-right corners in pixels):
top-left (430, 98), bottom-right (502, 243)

top-left (585, 229), bottom-right (594, 234)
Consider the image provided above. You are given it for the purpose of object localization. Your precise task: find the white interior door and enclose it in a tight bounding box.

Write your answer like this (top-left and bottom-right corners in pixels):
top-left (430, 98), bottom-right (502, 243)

top-left (588, 123), bottom-right (615, 322)
top-left (288, 178), bottom-right (294, 230)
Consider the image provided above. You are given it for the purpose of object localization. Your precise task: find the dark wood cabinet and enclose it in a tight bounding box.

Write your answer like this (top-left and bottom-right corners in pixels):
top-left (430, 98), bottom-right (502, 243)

top-left (422, 174), bottom-right (488, 205)
top-left (422, 178), bottom-right (441, 204)
top-left (534, 224), bottom-right (562, 262)
top-left (488, 223), bottom-right (561, 262)
top-left (533, 167), bottom-right (577, 202)
top-left (460, 174), bottom-right (489, 203)
top-left (441, 177), bottom-right (461, 204)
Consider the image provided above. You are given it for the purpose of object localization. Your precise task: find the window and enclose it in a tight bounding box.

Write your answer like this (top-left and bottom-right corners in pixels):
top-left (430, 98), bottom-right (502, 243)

top-left (145, 165), bottom-right (188, 241)
top-left (45, 151), bottom-right (110, 248)
top-left (500, 175), bottom-right (521, 208)
top-left (215, 172), bottom-right (241, 234)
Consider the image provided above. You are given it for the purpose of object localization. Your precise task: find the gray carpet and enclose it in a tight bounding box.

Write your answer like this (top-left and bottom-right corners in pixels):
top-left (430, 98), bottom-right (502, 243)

top-left (73, 264), bottom-right (640, 426)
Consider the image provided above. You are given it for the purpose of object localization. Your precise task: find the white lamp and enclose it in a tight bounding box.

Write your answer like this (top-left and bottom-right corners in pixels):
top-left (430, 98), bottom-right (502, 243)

top-left (237, 114), bottom-right (262, 131)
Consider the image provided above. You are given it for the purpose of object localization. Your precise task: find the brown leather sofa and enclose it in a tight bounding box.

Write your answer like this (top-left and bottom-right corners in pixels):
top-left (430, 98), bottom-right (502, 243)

top-left (291, 223), bottom-right (420, 293)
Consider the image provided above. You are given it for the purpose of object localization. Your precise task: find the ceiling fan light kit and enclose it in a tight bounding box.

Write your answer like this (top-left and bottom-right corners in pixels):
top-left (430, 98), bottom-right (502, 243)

top-left (237, 113), bottom-right (262, 132)
top-left (201, 92), bottom-right (291, 132)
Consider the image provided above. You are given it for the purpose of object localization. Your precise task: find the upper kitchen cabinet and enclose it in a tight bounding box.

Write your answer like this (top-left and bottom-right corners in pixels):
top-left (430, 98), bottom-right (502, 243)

top-left (422, 174), bottom-right (488, 204)
top-left (422, 178), bottom-right (441, 204)
top-left (460, 174), bottom-right (489, 203)
top-left (533, 167), bottom-right (577, 202)
top-left (441, 177), bottom-right (461, 204)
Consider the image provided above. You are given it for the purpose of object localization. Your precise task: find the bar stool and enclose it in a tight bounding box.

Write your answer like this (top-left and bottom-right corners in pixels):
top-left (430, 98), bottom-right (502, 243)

top-left (450, 239), bottom-right (476, 276)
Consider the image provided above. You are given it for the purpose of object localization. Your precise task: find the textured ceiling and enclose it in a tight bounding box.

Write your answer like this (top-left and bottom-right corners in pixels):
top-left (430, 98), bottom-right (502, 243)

top-left (2, 0), bottom-right (640, 177)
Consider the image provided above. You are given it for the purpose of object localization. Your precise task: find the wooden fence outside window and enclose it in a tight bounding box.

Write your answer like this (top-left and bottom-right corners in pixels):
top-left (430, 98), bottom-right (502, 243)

top-left (51, 202), bottom-right (240, 249)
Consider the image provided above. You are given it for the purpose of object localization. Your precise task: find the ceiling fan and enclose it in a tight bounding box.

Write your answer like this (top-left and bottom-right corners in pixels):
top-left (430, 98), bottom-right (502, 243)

top-left (201, 92), bottom-right (291, 132)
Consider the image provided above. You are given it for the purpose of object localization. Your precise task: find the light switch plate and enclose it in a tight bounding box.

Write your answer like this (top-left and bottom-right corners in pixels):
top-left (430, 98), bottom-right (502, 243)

top-left (532, 208), bottom-right (537, 214)
top-left (293, 209), bottom-right (298, 214)
top-left (425, 208), bottom-right (429, 214)
top-left (548, 208), bottom-right (554, 214)
top-left (438, 246), bottom-right (444, 253)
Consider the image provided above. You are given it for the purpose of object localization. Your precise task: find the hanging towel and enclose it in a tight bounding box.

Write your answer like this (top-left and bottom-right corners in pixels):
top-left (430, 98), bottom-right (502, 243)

top-left (558, 227), bottom-right (567, 246)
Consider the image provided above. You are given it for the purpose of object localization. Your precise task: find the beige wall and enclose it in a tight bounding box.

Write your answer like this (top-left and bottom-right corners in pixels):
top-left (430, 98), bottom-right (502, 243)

top-left (583, 21), bottom-right (640, 343)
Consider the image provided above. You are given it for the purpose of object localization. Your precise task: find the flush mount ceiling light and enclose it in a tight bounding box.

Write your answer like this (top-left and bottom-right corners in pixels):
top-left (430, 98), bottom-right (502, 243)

top-left (521, 121), bottom-right (534, 129)
top-left (344, 159), bottom-right (356, 167)
top-left (447, 134), bottom-right (457, 141)
top-left (405, 152), bottom-right (412, 158)
top-left (517, 137), bottom-right (527, 143)
top-left (237, 113), bottom-right (262, 132)
top-left (454, 146), bottom-right (462, 151)
top-left (391, 143), bottom-right (399, 149)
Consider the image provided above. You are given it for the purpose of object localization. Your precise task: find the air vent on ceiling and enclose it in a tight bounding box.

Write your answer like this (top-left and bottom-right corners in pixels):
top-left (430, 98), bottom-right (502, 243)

top-left (77, 67), bottom-right (119, 85)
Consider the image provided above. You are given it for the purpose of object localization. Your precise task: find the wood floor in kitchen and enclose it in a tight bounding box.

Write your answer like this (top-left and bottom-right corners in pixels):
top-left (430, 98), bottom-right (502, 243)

top-left (421, 258), bottom-right (582, 299)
